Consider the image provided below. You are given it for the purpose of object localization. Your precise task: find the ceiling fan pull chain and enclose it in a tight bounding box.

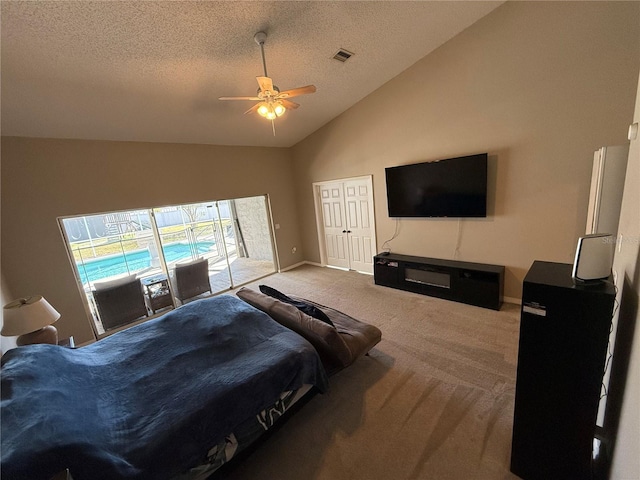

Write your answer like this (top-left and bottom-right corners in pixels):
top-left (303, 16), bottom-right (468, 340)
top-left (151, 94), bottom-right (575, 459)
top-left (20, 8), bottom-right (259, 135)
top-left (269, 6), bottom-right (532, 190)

top-left (271, 119), bottom-right (276, 136)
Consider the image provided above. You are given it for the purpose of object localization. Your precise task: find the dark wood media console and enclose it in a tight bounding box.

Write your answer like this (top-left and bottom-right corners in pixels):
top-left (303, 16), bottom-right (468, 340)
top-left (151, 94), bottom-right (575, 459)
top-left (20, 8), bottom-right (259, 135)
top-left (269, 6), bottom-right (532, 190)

top-left (373, 253), bottom-right (505, 310)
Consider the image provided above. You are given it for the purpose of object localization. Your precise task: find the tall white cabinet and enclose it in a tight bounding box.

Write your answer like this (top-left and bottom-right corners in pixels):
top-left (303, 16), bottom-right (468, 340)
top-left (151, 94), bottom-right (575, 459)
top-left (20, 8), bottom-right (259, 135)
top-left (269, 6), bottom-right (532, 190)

top-left (586, 145), bottom-right (629, 236)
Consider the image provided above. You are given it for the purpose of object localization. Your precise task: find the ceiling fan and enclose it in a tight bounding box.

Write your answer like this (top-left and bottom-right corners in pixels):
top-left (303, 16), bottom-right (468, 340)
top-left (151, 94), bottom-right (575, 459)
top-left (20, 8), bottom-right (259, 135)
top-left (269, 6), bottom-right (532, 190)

top-left (219, 31), bottom-right (316, 135)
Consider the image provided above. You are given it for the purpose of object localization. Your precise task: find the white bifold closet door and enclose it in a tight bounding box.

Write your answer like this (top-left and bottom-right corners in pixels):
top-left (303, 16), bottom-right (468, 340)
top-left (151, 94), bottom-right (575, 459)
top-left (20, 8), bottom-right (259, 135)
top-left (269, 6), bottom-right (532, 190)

top-left (314, 176), bottom-right (376, 274)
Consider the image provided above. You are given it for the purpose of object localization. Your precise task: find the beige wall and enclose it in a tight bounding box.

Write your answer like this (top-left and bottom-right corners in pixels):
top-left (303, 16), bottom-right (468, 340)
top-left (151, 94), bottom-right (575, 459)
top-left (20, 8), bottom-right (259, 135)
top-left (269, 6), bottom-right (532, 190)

top-left (291, 1), bottom-right (639, 300)
top-left (1, 272), bottom-right (17, 354)
top-left (610, 70), bottom-right (640, 479)
top-left (1, 137), bottom-right (301, 344)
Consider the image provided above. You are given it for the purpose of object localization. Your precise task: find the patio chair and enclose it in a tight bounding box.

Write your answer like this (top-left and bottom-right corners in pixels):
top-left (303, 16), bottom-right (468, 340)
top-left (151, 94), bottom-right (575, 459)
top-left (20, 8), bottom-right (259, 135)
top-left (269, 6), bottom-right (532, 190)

top-left (173, 258), bottom-right (212, 304)
top-left (93, 274), bottom-right (148, 330)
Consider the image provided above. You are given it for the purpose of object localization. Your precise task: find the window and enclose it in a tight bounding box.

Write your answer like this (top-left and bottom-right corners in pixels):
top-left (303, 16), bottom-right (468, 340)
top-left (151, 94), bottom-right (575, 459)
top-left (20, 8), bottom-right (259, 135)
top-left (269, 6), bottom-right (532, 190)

top-left (60, 196), bottom-right (277, 337)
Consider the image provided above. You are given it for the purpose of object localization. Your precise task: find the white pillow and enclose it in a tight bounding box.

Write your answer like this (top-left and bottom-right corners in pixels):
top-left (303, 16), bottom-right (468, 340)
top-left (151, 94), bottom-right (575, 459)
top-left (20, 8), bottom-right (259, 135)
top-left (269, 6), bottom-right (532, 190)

top-left (93, 274), bottom-right (137, 291)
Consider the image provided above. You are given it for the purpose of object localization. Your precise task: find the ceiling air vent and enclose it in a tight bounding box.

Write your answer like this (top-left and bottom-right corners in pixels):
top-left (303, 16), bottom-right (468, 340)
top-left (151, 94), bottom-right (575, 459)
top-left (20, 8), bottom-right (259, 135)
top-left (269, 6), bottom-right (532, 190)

top-left (332, 49), bottom-right (354, 62)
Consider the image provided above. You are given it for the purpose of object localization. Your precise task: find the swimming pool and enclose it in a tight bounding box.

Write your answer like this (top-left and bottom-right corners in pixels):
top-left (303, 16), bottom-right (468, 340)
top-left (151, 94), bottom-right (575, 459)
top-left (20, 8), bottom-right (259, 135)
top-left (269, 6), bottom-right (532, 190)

top-left (77, 241), bottom-right (215, 285)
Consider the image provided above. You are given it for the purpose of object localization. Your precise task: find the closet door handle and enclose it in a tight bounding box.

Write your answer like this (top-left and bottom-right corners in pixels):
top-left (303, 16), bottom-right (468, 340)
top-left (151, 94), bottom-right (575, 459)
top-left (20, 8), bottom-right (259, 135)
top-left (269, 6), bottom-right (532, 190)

top-left (342, 230), bottom-right (347, 233)
top-left (347, 230), bottom-right (352, 233)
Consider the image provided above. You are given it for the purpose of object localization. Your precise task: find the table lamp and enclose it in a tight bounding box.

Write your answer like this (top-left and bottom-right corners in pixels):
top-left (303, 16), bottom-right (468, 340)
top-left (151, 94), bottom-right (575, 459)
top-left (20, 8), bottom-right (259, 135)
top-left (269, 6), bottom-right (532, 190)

top-left (2, 296), bottom-right (61, 346)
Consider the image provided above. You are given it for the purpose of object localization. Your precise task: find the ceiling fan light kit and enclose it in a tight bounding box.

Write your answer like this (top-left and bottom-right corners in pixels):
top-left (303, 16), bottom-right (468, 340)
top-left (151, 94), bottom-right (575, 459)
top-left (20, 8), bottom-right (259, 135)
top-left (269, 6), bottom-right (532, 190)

top-left (257, 101), bottom-right (285, 120)
top-left (219, 31), bottom-right (316, 135)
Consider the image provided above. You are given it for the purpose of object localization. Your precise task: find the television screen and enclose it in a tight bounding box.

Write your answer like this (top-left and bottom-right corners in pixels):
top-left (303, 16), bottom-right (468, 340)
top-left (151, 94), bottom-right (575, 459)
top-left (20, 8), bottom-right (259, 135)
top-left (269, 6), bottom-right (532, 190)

top-left (385, 153), bottom-right (488, 218)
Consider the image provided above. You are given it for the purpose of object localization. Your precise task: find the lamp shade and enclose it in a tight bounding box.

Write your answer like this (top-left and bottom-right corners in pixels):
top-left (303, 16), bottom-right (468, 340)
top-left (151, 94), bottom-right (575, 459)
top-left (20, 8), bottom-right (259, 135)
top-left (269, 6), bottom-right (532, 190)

top-left (2, 296), bottom-right (61, 336)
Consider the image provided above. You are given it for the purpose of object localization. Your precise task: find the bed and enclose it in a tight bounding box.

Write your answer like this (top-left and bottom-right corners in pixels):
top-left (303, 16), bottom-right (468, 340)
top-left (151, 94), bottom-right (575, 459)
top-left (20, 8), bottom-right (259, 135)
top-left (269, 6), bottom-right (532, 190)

top-left (1, 295), bottom-right (328, 480)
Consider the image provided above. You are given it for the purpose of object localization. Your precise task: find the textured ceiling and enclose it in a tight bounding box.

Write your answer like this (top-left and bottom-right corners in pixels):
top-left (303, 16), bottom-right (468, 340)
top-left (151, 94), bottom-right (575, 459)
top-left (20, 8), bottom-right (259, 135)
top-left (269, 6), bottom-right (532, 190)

top-left (1, 1), bottom-right (503, 148)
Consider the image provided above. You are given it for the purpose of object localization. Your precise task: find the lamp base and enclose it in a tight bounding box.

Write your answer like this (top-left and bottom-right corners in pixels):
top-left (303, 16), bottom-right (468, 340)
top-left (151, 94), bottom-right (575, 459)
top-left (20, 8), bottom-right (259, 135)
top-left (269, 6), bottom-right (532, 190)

top-left (17, 325), bottom-right (58, 346)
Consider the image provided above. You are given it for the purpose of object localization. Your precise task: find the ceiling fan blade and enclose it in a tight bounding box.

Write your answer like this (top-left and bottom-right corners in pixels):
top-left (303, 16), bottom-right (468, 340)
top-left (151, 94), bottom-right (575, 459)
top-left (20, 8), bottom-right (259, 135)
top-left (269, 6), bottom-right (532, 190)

top-left (219, 96), bottom-right (262, 101)
top-left (278, 85), bottom-right (316, 98)
top-left (279, 99), bottom-right (300, 110)
top-left (244, 103), bottom-right (261, 115)
top-left (256, 76), bottom-right (274, 93)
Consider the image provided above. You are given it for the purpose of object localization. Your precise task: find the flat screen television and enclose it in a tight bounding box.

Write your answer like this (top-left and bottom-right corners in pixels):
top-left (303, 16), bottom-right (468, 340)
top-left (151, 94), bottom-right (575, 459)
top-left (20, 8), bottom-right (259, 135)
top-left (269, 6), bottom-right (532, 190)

top-left (385, 153), bottom-right (488, 218)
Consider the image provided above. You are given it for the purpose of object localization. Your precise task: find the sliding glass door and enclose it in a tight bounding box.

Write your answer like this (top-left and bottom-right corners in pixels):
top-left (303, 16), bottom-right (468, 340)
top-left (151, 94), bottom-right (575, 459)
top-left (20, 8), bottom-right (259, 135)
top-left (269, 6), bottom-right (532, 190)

top-left (154, 197), bottom-right (277, 296)
top-left (60, 195), bottom-right (277, 337)
top-left (61, 210), bottom-right (166, 335)
top-left (154, 202), bottom-right (232, 296)
top-left (225, 196), bottom-right (277, 285)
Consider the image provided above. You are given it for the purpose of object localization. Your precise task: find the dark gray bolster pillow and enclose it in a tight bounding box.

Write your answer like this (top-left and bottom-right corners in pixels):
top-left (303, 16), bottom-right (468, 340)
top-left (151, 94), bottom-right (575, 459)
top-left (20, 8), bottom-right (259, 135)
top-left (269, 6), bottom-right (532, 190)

top-left (236, 287), bottom-right (352, 369)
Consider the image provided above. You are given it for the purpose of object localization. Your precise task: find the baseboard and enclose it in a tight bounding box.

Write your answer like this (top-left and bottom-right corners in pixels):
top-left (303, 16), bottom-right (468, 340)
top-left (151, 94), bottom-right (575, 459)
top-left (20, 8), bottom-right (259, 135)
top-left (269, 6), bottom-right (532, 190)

top-left (504, 296), bottom-right (522, 306)
top-left (282, 261), bottom-right (374, 275)
top-left (304, 261), bottom-right (323, 267)
top-left (325, 264), bottom-right (349, 272)
top-left (279, 261), bottom-right (323, 272)
top-left (279, 261), bottom-right (306, 272)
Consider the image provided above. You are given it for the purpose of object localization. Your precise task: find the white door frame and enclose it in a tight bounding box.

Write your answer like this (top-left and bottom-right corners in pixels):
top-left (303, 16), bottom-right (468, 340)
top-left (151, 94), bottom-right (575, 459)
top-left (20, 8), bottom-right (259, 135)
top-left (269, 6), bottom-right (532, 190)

top-left (312, 175), bottom-right (377, 274)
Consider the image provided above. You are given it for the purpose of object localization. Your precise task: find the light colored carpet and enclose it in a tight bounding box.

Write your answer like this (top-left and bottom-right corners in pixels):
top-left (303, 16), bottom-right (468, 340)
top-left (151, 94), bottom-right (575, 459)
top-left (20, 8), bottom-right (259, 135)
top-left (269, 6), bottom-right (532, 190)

top-left (225, 264), bottom-right (521, 480)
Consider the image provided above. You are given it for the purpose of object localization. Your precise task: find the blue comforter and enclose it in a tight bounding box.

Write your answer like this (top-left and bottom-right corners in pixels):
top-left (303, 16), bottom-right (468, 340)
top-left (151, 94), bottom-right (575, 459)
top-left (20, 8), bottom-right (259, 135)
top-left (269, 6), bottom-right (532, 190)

top-left (1, 295), bottom-right (328, 480)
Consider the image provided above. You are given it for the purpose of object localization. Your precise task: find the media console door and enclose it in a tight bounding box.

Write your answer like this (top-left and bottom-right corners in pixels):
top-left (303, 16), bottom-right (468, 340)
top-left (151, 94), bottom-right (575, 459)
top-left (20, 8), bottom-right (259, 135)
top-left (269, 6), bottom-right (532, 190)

top-left (373, 253), bottom-right (504, 310)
